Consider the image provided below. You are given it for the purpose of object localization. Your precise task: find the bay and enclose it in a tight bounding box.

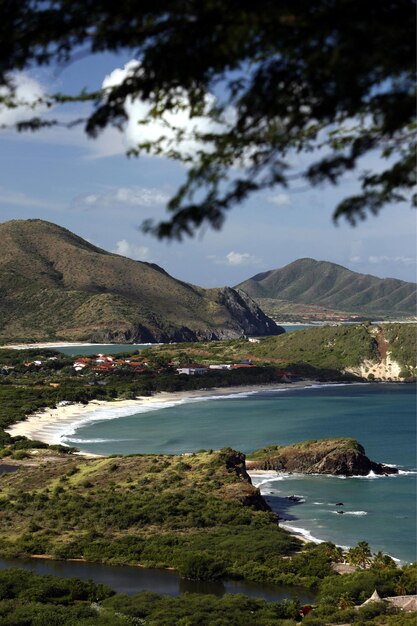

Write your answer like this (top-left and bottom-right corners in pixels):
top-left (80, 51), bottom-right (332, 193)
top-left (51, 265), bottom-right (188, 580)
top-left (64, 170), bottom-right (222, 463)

top-left (54, 344), bottom-right (152, 356)
top-left (65, 383), bottom-right (416, 563)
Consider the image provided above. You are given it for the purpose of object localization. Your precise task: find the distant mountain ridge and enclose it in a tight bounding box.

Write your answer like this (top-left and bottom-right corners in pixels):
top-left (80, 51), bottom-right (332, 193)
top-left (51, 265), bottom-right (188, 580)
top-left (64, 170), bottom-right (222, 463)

top-left (0, 219), bottom-right (281, 343)
top-left (235, 258), bottom-right (416, 316)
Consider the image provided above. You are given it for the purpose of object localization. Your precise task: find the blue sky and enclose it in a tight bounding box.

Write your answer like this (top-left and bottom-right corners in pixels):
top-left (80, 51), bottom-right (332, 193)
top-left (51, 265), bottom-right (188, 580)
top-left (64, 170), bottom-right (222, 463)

top-left (0, 54), bottom-right (415, 287)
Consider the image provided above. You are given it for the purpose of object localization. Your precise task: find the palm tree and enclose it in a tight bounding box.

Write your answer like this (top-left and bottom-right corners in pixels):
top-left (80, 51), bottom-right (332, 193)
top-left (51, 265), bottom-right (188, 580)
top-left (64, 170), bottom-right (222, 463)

top-left (347, 541), bottom-right (372, 569)
top-left (371, 551), bottom-right (396, 570)
top-left (327, 544), bottom-right (346, 563)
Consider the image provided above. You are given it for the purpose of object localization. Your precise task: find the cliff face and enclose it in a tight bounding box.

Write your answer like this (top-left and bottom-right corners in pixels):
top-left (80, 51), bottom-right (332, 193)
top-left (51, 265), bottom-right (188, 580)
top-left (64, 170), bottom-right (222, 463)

top-left (216, 448), bottom-right (271, 511)
top-left (246, 438), bottom-right (398, 476)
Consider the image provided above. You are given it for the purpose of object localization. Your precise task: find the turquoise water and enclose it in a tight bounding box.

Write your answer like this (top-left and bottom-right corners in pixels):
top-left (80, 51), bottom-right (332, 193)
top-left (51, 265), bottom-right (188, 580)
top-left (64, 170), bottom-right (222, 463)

top-left (64, 384), bottom-right (416, 562)
top-left (280, 324), bottom-right (317, 332)
top-left (55, 344), bottom-right (152, 356)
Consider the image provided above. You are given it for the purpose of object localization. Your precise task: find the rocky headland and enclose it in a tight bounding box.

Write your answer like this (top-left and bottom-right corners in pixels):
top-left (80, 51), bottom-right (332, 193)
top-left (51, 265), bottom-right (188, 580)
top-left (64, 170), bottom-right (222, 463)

top-left (246, 438), bottom-right (398, 476)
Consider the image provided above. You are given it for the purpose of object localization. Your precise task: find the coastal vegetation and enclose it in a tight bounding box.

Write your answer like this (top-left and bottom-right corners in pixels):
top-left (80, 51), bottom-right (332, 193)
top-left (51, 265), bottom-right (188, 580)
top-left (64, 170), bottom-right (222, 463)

top-left (0, 448), bottom-right (307, 585)
top-left (0, 567), bottom-right (415, 625)
top-left (0, 321), bottom-right (414, 455)
top-left (0, 343), bottom-right (415, 623)
top-left (0, 448), bottom-right (415, 624)
top-left (0, 346), bottom-right (292, 456)
top-left (246, 438), bottom-right (398, 476)
top-left (136, 322), bottom-right (417, 380)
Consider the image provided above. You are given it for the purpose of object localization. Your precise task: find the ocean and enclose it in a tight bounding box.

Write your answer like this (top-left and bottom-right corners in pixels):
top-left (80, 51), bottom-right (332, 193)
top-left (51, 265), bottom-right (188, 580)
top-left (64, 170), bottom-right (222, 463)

top-left (63, 383), bottom-right (416, 563)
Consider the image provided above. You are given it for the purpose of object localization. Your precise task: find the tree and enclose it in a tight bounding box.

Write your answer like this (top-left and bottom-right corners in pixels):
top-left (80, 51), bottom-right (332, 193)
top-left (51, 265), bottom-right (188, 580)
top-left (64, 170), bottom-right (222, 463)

top-left (321, 542), bottom-right (346, 563)
top-left (371, 551), bottom-right (396, 570)
top-left (347, 541), bottom-right (373, 569)
top-left (337, 592), bottom-right (355, 610)
top-left (0, 1), bottom-right (415, 238)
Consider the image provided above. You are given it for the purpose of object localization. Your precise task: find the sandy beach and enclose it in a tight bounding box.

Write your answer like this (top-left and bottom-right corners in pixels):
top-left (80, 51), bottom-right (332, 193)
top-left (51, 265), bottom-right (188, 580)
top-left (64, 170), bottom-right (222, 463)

top-left (1, 342), bottom-right (106, 350)
top-left (1, 341), bottom-right (154, 350)
top-left (5, 381), bottom-right (314, 448)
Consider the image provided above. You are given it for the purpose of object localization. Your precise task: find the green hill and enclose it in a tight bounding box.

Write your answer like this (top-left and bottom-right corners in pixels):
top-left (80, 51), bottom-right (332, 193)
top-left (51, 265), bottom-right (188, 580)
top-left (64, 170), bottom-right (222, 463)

top-left (235, 258), bottom-right (416, 317)
top-left (144, 322), bottom-right (416, 381)
top-left (248, 323), bottom-right (417, 380)
top-left (0, 219), bottom-right (281, 344)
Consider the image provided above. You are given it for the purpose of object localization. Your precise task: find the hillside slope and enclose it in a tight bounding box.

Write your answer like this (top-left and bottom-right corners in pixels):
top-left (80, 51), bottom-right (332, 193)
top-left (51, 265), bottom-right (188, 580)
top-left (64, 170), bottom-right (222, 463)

top-left (0, 219), bottom-right (281, 343)
top-left (236, 258), bottom-right (416, 316)
top-left (249, 323), bottom-right (416, 380)
top-left (123, 323), bottom-right (416, 381)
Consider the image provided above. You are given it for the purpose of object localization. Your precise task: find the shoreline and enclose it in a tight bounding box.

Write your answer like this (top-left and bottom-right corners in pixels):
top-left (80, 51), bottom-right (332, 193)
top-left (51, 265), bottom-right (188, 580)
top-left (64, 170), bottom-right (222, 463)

top-left (4, 379), bottom-right (329, 555)
top-left (248, 470), bottom-right (321, 546)
top-left (0, 341), bottom-right (157, 350)
top-left (5, 381), bottom-right (319, 448)
top-left (5, 380), bottom-right (411, 562)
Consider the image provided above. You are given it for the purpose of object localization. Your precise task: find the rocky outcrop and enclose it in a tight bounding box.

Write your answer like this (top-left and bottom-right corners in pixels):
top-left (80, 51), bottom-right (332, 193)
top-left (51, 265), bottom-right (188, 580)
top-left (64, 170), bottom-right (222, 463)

top-left (211, 288), bottom-right (282, 337)
top-left (246, 438), bottom-right (398, 476)
top-left (217, 448), bottom-right (272, 512)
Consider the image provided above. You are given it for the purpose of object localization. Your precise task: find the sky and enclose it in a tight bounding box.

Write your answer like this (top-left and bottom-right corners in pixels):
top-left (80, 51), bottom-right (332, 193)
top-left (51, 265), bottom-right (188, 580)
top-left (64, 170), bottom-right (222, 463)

top-left (0, 52), bottom-right (415, 288)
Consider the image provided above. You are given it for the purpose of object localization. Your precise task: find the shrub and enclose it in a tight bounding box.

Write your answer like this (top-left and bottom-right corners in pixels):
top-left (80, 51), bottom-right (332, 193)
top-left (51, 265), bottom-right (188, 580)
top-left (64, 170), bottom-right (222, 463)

top-left (11, 450), bottom-right (30, 460)
top-left (177, 553), bottom-right (227, 581)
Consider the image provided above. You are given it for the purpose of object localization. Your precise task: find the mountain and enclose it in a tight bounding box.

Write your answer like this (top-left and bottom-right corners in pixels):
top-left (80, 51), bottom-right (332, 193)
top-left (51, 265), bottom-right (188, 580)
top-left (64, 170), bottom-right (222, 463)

top-left (0, 219), bottom-right (282, 344)
top-left (235, 258), bottom-right (416, 317)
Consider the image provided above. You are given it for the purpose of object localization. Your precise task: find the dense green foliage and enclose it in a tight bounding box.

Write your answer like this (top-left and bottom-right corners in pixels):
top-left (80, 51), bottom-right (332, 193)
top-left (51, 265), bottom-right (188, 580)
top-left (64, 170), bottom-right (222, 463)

top-left (236, 259), bottom-right (416, 317)
top-left (1, 2), bottom-right (415, 236)
top-left (0, 444), bottom-right (414, 604)
top-left (251, 325), bottom-right (379, 369)
top-left (0, 449), bottom-right (319, 586)
top-left (0, 564), bottom-right (415, 625)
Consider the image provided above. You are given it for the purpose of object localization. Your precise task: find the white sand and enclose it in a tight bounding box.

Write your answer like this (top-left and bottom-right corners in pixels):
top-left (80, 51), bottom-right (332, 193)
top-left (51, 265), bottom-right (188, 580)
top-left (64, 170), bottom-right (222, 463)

top-left (1, 342), bottom-right (106, 350)
top-left (1, 341), bottom-right (158, 349)
top-left (5, 381), bottom-right (315, 447)
top-left (7, 381), bottom-right (329, 547)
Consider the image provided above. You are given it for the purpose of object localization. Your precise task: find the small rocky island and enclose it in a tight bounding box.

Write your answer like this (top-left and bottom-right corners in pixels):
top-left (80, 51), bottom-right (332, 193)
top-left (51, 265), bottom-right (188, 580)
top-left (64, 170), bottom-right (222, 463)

top-left (246, 438), bottom-right (398, 476)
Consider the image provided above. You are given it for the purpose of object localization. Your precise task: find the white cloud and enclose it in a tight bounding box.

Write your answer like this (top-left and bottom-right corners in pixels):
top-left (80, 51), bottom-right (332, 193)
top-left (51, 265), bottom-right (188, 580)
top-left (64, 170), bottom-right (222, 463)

top-left (102, 60), bottom-right (223, 159)
top-left (368, 255), bottom-right (415, 266)
top-left (113, 187), bottom-right (169, 207)
top-left (113, 239), bottom-right (151, 261)
top-left (349, 256), bottom-right (361, 264)
top-left (0, 73), bottom-right (47, 127)
top-left (267, 193), bottom-right (291, 206)
top-left (72, 186), bottom-right (170, 210)
top-left (208, 251), bottom-right (261, 267)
